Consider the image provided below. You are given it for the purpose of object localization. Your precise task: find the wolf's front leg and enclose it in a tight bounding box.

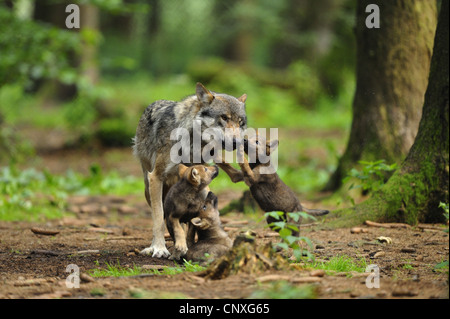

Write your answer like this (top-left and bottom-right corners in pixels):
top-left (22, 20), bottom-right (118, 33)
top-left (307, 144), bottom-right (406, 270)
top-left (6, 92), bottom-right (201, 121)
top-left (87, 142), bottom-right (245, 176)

top-left (215, 150), bottom-right (244, 183)
top-left (168, 216), bottom-right (188, 260)
top-left (140, 171), bottom-right (171, 258)
top-left (236, 144), bottom-right (257, 186)
top-left (186, 223), bottom-right (196, 248)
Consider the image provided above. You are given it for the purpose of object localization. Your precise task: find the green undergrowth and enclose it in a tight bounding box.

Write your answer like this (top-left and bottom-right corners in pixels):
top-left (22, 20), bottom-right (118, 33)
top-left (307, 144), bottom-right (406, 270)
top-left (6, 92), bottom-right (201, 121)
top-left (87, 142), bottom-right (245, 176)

top-left (0, 164), bottom-right (142, 221)
top-left (330, 166), bottom-right (443, 227)
top-left (307, 255), bottom-right (368, 275)
top-left (87, 259), bottom-right (205, 278)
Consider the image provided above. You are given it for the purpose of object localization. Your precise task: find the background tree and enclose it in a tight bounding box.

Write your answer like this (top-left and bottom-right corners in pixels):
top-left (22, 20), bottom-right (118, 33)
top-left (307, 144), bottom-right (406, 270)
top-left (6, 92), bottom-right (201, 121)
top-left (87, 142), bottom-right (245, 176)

top-left (324, 0), bottom-right (437, 191)
top-left (334, 0), bottom-right (449, 226)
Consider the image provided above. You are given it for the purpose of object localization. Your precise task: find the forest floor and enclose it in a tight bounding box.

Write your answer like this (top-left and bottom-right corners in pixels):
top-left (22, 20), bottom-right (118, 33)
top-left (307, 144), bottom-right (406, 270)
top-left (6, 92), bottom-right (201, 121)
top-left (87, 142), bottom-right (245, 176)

top-left (0, 129), bottom-right (448, 300)
top-left (0, 191), bottom-right (448, 299)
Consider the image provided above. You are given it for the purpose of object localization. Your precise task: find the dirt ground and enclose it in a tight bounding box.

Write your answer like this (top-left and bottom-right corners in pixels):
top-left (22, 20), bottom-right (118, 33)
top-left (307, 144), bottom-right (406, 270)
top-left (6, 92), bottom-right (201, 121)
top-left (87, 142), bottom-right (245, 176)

top-left (1, 133), bottom-right (448, 300)
top-left (0, 191), bottom-right (448, 300)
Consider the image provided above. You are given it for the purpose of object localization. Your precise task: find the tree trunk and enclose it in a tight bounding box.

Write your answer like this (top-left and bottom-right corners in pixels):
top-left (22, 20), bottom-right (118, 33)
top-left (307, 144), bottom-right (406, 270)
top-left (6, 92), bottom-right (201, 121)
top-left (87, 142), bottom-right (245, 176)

top-left (231, 0), bottom-right (254, 64)
top-left (324, 0), bottom-right (437, 191)
top-left (332, 0), bottom-right (449, 226)
top-left (80, 4), bottom-right (100, 85)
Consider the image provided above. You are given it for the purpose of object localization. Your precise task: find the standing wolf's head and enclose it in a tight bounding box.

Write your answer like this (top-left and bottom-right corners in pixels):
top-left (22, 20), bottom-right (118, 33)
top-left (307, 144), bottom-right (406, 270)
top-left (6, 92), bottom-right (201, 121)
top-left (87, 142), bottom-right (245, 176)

top-left (194, 83), bottom-right (247, 152)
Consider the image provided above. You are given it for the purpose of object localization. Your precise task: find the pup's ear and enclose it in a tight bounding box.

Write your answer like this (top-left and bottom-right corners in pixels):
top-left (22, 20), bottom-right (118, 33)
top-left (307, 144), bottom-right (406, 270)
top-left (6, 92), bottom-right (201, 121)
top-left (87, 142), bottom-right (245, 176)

top-left (191, 217), bottom-right (202, 227)
top-left (238, 93), bottom-right (247, 103)
top-left (196, 82), bottom-right (214, 105)
top-left (206, 191), bottom-right (218, 208)
top-left (191, 217), bottom-right (210, 229)
top-left (206, 191), bottom-right (215, 201)
top-left (178, 164), bottom-right (188, 178)
top-left (212, 194), bottom-right (218, 209)
top-left (189, 167), bottom-right (200, 185)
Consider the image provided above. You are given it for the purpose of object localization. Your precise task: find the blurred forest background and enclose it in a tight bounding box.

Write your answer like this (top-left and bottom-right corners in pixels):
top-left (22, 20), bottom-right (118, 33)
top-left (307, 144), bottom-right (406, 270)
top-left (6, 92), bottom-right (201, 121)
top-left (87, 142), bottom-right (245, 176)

top-left (1, 0), bottom-right (445, 222)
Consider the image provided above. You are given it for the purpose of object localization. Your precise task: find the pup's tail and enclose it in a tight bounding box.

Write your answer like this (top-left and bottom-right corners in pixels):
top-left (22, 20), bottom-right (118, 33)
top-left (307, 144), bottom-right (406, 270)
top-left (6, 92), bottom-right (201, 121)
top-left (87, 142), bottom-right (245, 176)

top-left (302, 207), bottom-right (329, 216)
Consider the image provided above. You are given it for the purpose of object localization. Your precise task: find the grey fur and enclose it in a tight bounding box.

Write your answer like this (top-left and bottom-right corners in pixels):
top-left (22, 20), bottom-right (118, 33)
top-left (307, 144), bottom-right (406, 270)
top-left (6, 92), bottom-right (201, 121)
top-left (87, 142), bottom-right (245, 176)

top-left (133, 83), bottom-right (247, 258)
top-left (186, 192), bottom-right (233, 263)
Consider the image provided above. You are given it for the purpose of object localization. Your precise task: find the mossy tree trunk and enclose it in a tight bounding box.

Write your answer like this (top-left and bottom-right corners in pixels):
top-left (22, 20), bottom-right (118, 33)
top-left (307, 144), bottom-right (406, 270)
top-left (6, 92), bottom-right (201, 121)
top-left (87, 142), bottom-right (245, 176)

top-left (324, 0), bottom-right (437, 191)
top-left (334, 1), bottom-right (449, 226)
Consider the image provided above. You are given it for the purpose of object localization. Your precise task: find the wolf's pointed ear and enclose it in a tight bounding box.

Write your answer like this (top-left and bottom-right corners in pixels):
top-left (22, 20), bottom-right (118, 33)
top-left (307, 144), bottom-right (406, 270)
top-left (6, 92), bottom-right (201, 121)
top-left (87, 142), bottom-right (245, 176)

top-left (189, 167), bottom-right (200, 184)
top-left (191, 217), bottom-right (203, 227)
top-left (238, 94), bottom-right (247, 103)
top-left (196, 82), bottom-right (214, 105)
top-left (206, 191), bottom-right (218, 208)
top-left (178, 164), bottom-right (188, 177)
top-left (191, 217), bottom-right (210, 229)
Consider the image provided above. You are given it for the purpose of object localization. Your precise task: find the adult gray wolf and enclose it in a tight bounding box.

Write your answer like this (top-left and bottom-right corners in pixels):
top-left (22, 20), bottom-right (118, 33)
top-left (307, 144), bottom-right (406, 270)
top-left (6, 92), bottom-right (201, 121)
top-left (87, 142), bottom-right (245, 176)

top-left (133, 83), bottom-right (247, 258)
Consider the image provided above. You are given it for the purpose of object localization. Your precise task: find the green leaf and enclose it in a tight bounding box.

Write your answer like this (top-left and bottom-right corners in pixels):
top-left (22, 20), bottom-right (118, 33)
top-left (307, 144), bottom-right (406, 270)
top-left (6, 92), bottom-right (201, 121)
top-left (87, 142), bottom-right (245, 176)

top-left (278, 228), bottom-right (291, 239)
top-left (264, 211), bottom-right (284, 221)
top-left (293, 249), bottom-right (303, 261)
top-left (285, 235), bottom-right (300, 245)
top-left (274, 242), bottom-right (289, 251)
top-left (299, 236), bottom-right (314, 250)
top-left (286, 224), bottom-right (299, 233)
top-left (271, 221), bottom-right (286, 231)
top-left (287, 212), bottom-right (301, 222)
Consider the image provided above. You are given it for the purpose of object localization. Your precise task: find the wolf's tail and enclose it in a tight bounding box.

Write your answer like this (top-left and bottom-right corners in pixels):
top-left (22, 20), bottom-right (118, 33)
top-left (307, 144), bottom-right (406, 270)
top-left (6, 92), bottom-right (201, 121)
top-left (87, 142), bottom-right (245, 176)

top-left (302, 207), bottom-right (329, 216)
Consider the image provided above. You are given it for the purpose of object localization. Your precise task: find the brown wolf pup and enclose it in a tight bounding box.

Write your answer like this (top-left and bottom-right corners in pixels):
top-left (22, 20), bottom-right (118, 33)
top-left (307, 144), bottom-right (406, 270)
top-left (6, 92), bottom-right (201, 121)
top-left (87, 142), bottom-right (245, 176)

top-left (163, 164), bottom-right (219, 260)
top-left (186, 191), bottom-right (232, 263)
top-left (218, 135), bottom-right (329, 233)
top-left (133, 83), bottom-right (247, 258)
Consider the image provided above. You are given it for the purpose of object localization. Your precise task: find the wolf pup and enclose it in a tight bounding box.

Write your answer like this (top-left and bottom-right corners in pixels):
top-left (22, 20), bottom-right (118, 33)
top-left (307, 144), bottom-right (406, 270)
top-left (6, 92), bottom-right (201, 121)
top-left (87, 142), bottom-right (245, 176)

top-left (220, 135), bottom-right (329, 233)
top-left (133, 83), bottom-right (247, 258)
top-left (163, 164), bottom-right (218, 260)
top-left (186, 191), bottom-right (232, 263)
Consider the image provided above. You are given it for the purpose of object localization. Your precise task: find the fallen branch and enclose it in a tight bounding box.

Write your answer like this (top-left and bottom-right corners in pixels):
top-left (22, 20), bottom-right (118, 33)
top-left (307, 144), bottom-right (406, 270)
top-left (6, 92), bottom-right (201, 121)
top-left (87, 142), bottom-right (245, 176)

top-left (364, 220), bottom-right (411, 229)
top-left (84, 236), bottom-right (143, 241)
top-left (30, 250), bottom-right (60, 256)
top-left (30, 228), bottom-right (60, 236)
top-left (88, 227), bottom-right (115, 234)
top-left (73, 250), bottom-right (100, 255)
top-left (104, 236), bottom-right (143, 241)
top-left (417, 224), bottom-right (446, 231)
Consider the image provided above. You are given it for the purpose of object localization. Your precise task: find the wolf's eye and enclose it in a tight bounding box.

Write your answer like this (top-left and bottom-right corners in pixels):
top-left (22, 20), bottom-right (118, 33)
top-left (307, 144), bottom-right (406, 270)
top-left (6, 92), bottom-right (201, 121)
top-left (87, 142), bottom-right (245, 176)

top-left (204, 167), bottom-right (208, 172)
top-left (203, 205), bottom-right (207, 210)
top-left (221, 114), bottom-right (228, 121)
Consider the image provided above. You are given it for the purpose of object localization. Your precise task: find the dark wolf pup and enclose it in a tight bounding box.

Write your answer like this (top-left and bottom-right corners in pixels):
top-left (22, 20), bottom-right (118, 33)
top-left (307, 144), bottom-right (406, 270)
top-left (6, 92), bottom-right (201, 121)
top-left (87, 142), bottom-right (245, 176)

top-left (219, 134), bottom-right (329, 233)
top-left (133, 83), bottom-right (247, 258)
top-left (186, 191), bottom-right (233, 263)
top-left (163, 164), bottom-right (218, 260)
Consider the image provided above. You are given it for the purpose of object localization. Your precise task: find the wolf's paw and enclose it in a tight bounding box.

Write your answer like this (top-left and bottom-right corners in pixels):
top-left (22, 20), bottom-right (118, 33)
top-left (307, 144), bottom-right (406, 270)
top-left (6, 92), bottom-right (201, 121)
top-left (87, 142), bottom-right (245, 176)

top-left (140, 245), bottom-right (170, 258)
top-left (169, 248), bottom-right (187, 261)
